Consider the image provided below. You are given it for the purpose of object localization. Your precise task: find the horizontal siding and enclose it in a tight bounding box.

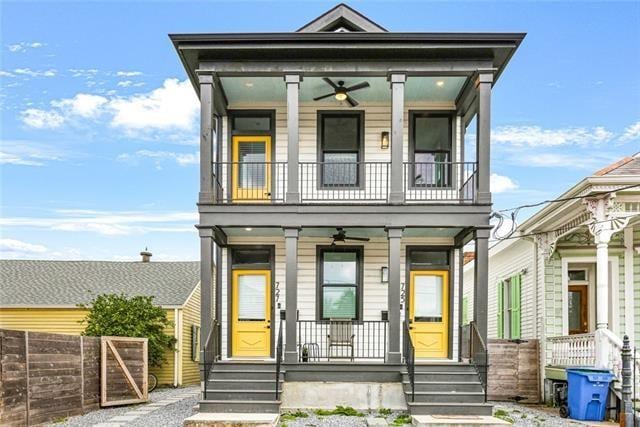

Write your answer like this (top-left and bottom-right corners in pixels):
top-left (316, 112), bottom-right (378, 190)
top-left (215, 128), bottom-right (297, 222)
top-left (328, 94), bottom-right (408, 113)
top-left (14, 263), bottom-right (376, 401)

top-left (181, 284), bottom-right (201, 385)
top-left (220, 235), bottom-right (460, 360)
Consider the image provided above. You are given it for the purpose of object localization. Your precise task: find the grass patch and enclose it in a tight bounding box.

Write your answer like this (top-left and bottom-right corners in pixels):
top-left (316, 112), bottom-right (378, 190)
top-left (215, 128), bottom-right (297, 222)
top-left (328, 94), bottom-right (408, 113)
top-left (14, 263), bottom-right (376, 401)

top-left (378, 408), bottom-right (393, 417)
top-left (281, 410), bottom-right (309, 421)
top-left (392, 414), bottom-right (412, 425)
top-left (313, 406), bottom-right (365, 417)
top-left (493, 409), bottom-right (514, 424)
top-left (52, 417), bottom-right (68, 424)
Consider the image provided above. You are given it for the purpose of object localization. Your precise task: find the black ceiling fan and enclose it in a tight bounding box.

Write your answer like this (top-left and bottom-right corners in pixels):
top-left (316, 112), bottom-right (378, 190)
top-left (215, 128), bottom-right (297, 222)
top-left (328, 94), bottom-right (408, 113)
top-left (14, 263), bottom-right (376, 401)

top-left (331, 227), bottom-right (370, 246)
top-left (313, 78), bottom-right (370, 107)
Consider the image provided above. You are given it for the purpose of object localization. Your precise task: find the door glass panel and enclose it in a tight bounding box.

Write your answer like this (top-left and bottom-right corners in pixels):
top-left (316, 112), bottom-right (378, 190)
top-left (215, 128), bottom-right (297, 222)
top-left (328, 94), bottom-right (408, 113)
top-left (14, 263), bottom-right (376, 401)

top-left (414, 275), bottom-right (443, 322)
top-left (238, 275), bottom-right (266, 320)
top-left (238, 142), bottom-right (266, 188)
top-left (568, 290), bottom-right (582, 332)
top-left (323, 286), bottom-right (356, 319)
top-left (568, 270), bottom-right (587, 281)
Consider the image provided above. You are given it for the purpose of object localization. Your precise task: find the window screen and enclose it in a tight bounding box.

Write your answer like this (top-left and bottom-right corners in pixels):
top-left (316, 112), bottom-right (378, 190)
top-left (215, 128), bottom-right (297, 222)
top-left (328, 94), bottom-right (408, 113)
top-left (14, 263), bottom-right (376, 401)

top-left (320, 113), bottom-right (362, 186)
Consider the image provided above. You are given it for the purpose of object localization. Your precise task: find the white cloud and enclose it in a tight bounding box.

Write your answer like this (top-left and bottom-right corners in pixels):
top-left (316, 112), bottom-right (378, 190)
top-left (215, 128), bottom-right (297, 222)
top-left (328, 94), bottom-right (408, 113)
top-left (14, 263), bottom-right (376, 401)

top-left (21, 108), bottom-right (65, 128)
top-left (0, 70), bottom-right (15, 77)
top-left (0, 140), bottom-right (64, 166)
top-left (490, 173), bottom-right (518, 193)
top-left (13, 68), bottom-right (57, 77)
top-left (493, 125), bottom-right (614, 147)
top-left (117, 80), bottom-right (146, 88)
top-left (51, 93), bottom-right (108, 118)
top-left (116, 71), bottom-right (143, 77)
top-left (0, 238), bottom-right (47, 254)
top-left (620, 121), bottom-right (640, 142)
top-left (7, 42), bottom-right (44, 52)
top-left (69, 68), bottom-right (99, 78)
top-left (511, 152), bottom-right (616, 170)
top-left (118, 150), bottom-right (199, 167)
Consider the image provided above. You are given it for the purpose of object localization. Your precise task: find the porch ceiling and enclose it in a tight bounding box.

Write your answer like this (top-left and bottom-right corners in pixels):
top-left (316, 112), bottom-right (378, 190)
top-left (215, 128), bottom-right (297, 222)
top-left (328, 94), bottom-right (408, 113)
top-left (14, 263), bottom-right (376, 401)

top-left (219, 76), bottom-right (467, 105)
top-left (222, 226), bottom-right (463, 238)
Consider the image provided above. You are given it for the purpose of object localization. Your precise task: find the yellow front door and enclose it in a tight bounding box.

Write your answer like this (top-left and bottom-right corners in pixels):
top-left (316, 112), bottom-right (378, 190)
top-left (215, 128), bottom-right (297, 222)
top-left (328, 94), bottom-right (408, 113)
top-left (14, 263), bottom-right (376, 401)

top-left (232, 135), bottom-right (272, 202)
top-left (232, 270), bottom-right (271, 357)
top-left (409, 270), bottom-right (449, 358)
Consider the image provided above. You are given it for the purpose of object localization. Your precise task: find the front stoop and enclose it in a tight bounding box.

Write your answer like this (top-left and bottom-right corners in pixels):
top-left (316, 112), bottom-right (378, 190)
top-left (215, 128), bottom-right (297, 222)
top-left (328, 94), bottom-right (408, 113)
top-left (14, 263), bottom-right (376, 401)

top-left (183, 412), bottom-right (279, 427)
top-left (412, 415), bottom-right (510, 427)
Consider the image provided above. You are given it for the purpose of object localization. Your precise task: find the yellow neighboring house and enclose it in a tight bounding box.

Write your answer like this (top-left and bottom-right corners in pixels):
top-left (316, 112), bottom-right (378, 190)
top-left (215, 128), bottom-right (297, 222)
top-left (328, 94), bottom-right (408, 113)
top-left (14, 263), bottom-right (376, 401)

top-left (0, 255), bottom-right (201, 387)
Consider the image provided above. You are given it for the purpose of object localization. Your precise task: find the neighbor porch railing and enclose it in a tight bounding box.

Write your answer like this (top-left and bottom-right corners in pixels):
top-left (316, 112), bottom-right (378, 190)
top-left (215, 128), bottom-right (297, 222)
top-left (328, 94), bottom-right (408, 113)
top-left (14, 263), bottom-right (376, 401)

top-left (547, 332), bottom-right (596, 367)
top-left (296, 319), bottom-right (388, 361)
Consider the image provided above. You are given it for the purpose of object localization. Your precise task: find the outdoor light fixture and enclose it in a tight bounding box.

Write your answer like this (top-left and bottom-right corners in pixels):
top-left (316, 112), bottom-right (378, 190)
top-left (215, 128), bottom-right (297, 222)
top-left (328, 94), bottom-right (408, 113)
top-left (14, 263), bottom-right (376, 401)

top-left (436, 80), bottom-right (445, 87)
top-left (245, 227), bottom-right (253, 231)
top-left (335, 87), bottom-right (348, 101)
top-left (381, 266), bottom-right (389, 283)
top-left (380, 131), bottom-right (390, 149)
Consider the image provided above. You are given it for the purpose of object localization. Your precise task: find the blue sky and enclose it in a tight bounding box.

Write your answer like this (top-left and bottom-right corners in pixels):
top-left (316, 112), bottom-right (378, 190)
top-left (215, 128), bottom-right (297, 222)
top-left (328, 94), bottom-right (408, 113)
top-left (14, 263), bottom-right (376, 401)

top-left (1, 1), bottom-right (639, 261)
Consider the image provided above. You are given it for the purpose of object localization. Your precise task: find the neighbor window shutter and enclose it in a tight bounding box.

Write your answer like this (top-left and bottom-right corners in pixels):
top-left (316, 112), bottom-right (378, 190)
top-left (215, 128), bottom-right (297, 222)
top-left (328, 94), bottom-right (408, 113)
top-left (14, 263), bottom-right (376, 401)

top-left (511, 274), bottom-right (522, 339)
top-left (496, 281), bottom-right (504, 339)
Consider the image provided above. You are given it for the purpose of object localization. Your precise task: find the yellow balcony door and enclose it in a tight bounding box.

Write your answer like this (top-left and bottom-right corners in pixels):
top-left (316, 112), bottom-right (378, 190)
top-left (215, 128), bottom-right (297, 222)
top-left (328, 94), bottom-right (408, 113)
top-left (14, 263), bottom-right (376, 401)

top-left (232, 270), bottom-right (271, 357)
top-left (232, 135), bottom-right (272, 202)
top-left (409, 270), bottom-right (449, 358)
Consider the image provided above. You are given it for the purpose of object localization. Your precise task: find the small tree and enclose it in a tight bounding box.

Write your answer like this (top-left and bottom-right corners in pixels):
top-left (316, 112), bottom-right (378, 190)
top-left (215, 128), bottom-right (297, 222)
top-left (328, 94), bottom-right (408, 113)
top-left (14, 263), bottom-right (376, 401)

top-left (81, 294), bottom-right (176, 367)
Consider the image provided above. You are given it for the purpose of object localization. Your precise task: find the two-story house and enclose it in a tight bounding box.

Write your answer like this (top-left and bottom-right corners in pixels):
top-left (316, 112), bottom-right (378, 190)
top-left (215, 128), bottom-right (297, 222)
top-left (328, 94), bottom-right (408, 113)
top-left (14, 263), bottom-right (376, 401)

top-left (171, 3), bottom-right (524, 419)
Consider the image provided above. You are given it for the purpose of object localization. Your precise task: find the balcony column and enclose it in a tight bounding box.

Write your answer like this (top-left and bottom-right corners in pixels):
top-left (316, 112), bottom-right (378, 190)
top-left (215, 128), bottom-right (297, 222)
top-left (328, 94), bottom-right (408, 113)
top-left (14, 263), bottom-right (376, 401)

top-left (389, 73), bottom-right (406, 204)
top-left (475, 71), bottom-right (493, 204)
top-left (386, 226), bottom-right (403, 363)
top-left (199, 227), bottom-right (214, 372)
top-left (284, 226), bottom-right (301, 363)
top-left (285, 75), bottom-right (301, 204)
top-left (198, 73), bottom-right (215, 204)
top-left (473, 229), bottom-right (490, 344)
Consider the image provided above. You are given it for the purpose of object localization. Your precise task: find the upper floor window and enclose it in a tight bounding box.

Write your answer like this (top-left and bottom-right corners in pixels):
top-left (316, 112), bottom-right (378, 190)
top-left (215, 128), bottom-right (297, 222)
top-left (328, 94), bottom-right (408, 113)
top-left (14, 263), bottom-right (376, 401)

top-left (318, 111), bottom-right (363, 187)
top-left (410, 112), bottom-right (453, 187)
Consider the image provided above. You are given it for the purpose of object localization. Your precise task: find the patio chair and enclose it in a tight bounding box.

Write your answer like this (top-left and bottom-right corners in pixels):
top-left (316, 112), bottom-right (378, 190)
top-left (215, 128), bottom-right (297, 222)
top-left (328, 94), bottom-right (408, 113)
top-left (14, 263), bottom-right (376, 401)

top-left (327, 318), bottom-right (355, 361)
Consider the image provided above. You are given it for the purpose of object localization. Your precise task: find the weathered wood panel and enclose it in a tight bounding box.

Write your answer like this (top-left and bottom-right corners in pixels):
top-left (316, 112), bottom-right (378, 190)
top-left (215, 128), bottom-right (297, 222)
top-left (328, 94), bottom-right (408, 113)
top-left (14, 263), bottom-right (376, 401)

top-left (488, 339), bottom-right (540, 403)
top-left (100, 336), bottom-right (148, 407)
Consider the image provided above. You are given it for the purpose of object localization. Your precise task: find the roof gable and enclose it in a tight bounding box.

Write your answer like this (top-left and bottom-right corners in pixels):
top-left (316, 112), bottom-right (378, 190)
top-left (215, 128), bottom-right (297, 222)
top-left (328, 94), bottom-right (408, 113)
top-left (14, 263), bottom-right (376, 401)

top-left (297, 3), bottom-right (387, 33)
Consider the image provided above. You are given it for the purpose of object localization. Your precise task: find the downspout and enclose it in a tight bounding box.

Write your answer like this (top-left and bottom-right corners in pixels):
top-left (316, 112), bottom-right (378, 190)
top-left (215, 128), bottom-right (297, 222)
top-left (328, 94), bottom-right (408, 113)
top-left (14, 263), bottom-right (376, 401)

top-left (174, 308), bottom-right (180, 387)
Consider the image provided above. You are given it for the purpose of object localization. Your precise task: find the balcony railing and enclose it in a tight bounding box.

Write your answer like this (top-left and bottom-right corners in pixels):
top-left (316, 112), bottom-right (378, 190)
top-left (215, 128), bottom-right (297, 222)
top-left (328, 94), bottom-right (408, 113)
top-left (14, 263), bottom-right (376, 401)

top-left (211, 161), bottom-right (477, 204)
top-left (297, 319), bottom-right (388, 361)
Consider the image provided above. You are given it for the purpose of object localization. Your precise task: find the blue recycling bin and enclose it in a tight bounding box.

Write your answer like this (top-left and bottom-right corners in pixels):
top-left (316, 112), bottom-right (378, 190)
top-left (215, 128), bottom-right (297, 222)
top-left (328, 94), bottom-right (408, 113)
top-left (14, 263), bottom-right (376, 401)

top-left (566, 368), bottom-right (615, 421)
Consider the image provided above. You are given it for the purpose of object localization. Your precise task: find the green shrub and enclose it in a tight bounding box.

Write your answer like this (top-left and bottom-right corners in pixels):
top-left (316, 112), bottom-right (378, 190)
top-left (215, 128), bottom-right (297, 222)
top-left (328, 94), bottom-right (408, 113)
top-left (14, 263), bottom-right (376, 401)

top-left (313, 406), bottom-right (365, 417)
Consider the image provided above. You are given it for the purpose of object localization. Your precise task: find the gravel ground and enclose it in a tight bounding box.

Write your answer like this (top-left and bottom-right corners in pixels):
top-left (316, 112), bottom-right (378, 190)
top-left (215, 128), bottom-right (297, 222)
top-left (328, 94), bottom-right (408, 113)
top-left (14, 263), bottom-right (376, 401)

top-left (51, 386), bottom-right (199, 427)
top-left (493, 402), bottom-right (616, 426)
top-left (279, 409), bottom-right (410, 427)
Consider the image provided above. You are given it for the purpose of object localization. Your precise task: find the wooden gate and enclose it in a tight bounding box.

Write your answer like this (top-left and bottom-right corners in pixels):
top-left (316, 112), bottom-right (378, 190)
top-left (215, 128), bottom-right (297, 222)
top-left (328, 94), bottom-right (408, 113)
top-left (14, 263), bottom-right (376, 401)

top-left (488, 339), bottom-right (540, 403)
top-left (101, 336), bottom-right (148, 407)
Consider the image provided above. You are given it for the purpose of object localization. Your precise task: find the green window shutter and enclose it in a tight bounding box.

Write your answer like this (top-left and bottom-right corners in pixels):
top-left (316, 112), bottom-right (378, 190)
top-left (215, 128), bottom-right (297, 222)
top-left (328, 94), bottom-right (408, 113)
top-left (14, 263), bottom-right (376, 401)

top-left (496, 281), bottom-right (504, 339)
top-left (511, 274), bottom-right (521, 339)
top-left (462, 297), bottom-right (468, 325)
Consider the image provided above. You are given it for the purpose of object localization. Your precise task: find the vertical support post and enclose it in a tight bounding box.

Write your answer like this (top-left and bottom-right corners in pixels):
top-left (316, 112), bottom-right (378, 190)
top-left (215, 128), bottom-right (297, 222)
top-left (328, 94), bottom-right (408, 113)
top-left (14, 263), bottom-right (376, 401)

top-left (623, 227), bottom-right (635, 341)
top-left (199, 227), bottom-right (214, 375)
top-left (285, 75), bottom-right (301, 204)
top-left (284, 227), bottom-right (301, 363)
top-left (475, 71), bottom-right (493, 204)
top-left (457, 247), bottom-right (464, 362)
top-left (198, 73), bottom-right (215, 204)
top-left (621, 335), bottom-right (633, 427)
top-left (389, 73), bottom-right (406, 204)
top-left (386, 226), bottom-right (403, 363)
top-left (474, 229), bottom-right (490, 344)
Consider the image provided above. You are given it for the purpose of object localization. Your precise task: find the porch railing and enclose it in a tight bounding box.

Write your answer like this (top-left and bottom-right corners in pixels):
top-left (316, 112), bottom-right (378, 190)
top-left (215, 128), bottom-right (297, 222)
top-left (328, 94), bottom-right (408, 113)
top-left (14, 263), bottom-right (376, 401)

top-left (201, 319), bottom-right (220, 400)
top-left (403, 161), bottom-right (477, 202)
top-left (214, 162), bottom-right (288, 203)
top-left (403, 321), bottom-right (416, 402)
top-left (296, 319), bottom-right (388, 361)
top-left (299, 162), bottom-right (390, 203)
top-left (469, 321), bottom-right (488, 402)
top-left (275, 316), bottom-right (283, 400)
top-left (546, 333), bottom-right (596, 367)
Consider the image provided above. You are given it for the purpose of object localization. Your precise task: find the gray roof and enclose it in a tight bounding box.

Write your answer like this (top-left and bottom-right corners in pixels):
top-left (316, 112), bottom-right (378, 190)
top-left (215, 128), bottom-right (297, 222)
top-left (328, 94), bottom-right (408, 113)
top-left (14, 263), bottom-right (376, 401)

top-left (0, 260), bottom-right (200, 307)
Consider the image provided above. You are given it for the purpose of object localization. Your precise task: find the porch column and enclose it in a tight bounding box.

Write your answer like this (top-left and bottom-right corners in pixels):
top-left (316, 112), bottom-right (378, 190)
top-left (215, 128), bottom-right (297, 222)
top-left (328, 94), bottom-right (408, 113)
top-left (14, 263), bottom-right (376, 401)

top-left (389, 73), bottom-right (406, 205)
top-left (198, 73), bottom-right (215, 204)
top-left (386, 226), bottom-right (403, 363)
top-left (285, 75), bottom-right (301, 204)
top-left (473, 229), bottom-right (490, 344)
top-left (199, 228), bottom-right (214, 371)
top-left (623, 227), bottom-right (635, 341)
top-left (475, 71), bottom-right (493, 204)
top-left (284, 226), bottom-right (300, 363)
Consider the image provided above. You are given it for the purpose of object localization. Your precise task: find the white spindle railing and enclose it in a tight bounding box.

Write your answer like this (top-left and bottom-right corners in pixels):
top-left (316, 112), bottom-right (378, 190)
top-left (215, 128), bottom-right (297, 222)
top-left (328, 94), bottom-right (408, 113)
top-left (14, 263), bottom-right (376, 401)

top-left (547, 333), bottom-right (595, 367)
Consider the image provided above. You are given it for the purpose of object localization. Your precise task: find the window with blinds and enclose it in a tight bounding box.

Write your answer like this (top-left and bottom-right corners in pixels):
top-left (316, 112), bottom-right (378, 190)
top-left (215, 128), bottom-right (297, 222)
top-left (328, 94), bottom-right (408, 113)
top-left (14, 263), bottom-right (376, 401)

top-left (237, 274), bottom-right (267, 321)
top-left (238, 142), bottom-right (266, 188)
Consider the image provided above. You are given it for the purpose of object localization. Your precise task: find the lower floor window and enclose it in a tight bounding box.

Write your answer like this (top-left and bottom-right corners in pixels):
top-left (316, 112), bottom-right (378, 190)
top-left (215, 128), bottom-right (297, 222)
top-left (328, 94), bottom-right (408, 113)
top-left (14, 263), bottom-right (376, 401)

top-left (319, 247), bottom-right (362, 320)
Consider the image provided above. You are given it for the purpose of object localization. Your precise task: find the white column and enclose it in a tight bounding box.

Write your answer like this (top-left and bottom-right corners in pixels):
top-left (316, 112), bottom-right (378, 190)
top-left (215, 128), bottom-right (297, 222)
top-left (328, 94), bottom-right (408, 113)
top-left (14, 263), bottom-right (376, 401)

top-left (475, 71), bottom-right (493, 204)
top-left (623, 226), bottom-right (635, 341)
top-left (285, 75), bottom-right (301, 203)
top-left (389, 73), bottom-right (406, 204)
top-left (198, 74), bottom-right (215, 203)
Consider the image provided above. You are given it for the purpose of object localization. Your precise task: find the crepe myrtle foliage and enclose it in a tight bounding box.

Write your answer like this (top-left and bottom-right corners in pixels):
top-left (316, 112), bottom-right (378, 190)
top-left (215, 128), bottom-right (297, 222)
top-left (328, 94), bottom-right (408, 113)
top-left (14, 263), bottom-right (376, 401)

top-left (80, 294), bottom-right (176, 367)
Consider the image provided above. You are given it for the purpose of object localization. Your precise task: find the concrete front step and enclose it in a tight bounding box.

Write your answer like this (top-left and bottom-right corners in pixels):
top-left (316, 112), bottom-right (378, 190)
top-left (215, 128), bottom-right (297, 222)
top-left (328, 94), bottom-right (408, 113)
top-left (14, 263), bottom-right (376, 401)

top-left (285, 364), bottom-right (402, 382)
top-left (208, 378), bottom-right (283, 390)
top-left (403, 391), bottom-right (485, 404)
top-left (406, 402), bottom-right (493, 416)
top-left (204, 389), bottom-right (283, 401)
top-left (411, 364), bottom-right (477, 373)
top-left (403, 372), bottom-right (480, 382)
top-left (412, 415), bottom-right (510, 426)
top-left (183, 412), bottom-right (279, 427)
top-left (199, 400), bottom-right (281, 414)
top-left (211, 370), bottom-right (283, 381)
top-left (402, 381), bottom-right (484, 393)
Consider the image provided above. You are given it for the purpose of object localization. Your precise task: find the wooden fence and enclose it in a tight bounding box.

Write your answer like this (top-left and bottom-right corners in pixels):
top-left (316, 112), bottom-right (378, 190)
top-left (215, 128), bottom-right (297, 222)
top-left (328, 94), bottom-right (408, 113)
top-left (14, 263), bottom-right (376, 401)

top-left (101, 336), bottom-right (148, 406)
top-left (0, 329), bottom-right (148, 426)
top-left (487, 339), bottom-right (540, 403)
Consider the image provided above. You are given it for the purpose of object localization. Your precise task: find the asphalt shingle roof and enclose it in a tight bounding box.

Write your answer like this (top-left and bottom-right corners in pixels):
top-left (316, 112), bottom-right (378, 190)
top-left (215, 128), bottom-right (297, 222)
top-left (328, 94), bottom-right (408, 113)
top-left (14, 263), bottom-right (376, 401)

top-left (0, 260), bottom-right (200, 307)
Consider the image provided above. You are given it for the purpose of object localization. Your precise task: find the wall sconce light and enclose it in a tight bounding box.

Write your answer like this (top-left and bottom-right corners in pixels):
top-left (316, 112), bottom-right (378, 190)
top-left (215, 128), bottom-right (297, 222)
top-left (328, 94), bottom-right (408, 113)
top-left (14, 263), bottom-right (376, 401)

top-left (380, 131), bottom-right (390, 149)
top-left (381, 266), bottom-right (389, 283)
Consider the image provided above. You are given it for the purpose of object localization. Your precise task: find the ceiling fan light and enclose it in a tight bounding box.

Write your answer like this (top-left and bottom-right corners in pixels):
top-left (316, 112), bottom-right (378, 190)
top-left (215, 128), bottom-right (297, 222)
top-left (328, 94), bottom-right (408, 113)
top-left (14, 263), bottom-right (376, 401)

top-left (335, 90), bottom-right (348, 101)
